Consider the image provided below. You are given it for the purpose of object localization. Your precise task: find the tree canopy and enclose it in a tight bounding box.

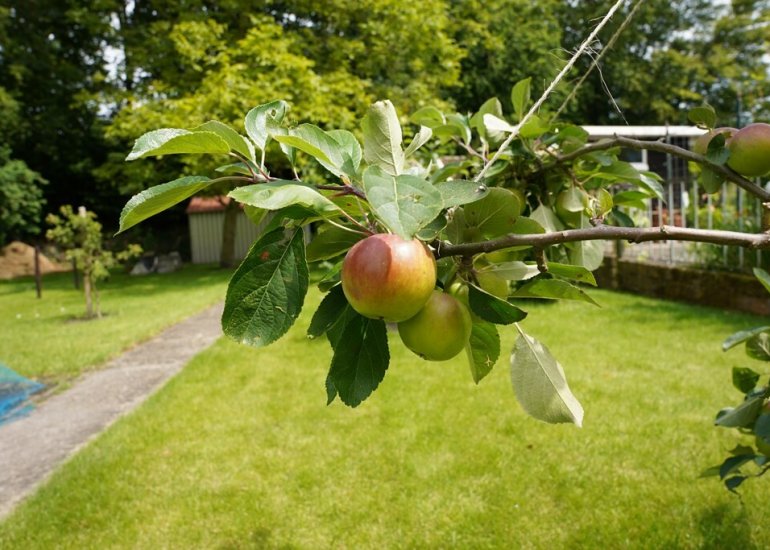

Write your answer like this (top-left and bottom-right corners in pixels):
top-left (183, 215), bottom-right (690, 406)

top-left (1, 0), bottom-right (768, 239)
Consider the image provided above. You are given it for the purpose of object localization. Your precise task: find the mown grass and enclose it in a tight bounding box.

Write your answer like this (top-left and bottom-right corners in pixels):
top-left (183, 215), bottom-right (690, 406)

top-left (1, 288), bottom-right (768, 548)
top-left (0, 265), bottom-right (231, 383)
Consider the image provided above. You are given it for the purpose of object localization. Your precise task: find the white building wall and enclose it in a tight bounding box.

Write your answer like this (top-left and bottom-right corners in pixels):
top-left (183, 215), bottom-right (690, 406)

top-left (189, 211), bottom-right (263, 264)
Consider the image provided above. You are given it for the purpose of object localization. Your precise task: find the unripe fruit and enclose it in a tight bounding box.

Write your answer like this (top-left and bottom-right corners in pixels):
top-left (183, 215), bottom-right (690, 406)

top-left (398, 290), bottom-right (472, 361)
top-left (727, 123), bottom-right (770, 177)
top-left (341, 233), bottom-right (436, 322)
top-left (476, 271), bottom-right (509, 299)
top-left (693, 127), bottom-right (736, 156)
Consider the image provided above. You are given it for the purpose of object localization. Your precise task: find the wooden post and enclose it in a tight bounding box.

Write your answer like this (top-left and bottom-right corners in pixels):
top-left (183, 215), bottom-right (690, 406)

top-left (34, 244), bottom-right (42, 299)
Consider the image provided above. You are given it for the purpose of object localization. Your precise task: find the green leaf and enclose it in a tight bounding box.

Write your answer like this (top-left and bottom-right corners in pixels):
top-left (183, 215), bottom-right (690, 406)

top-left (273, 124), bottom-right (351, 178)
top-left (411, 106), bottom-right (445, 128)
top-left (215, 162), bottom-right (253, 176)
top-left (733, 367), bottom-right (761, 393)
top-left (126, 129), bottom-right (230, 161)
top-left (326, 313), bottom-right (389, 407)
top-left (706, 134), bottom-right (731, 166)
top-left (245, 100), bottom-right (288, 151)
top-left (482, 114), bottom-right (516, 134)
top-left (715, 395), bottom-right (765, 428)
top-left (513, 279), bottom-right (600, 306)
top-left (307, 285), bottom-right (349, 339)
top-left (464, 187), bottom-right (524, 238)
top-left (362, 100), bottom-right (404, 176)
top-left (687, 105), bottom-right (716, 129)
top-left (519, 115), bottom-right (551, 138)
top-left (719, 455), bottom-right (754, 480)
top-left (545, 263), bottom-right (597, 286)
top-left (699, 168), bottom-right (726, 194)
top-left (465, 319), bottom-right (500, 384)
top-left (362, 166), bottom-right (444, 240)
top-left (221, 228), bottom-right (308, 347)
top-left (530, 204), bottom-right (564, 233)
top-left (327, 129), bottom-right (363, 176)
top-left (483, 261), bottom-right (540, 281)
top-left (470, 98), bottom-right (504, 143)
top-left (725, 475), bottom-right (748, 493)
top-left (722, 326), bottom-right (770, 351)
top-left (306, 224), bottom-right (365, 262)
top-left (746, 332), bottom-right (770, 361)
top-left (468, 284), bottom-right (527, 325)
top-left (755, 413), bottom-right (770, 439)
top-left (117, 176), bottom-right (212, 234)
top-left (229, 181), bottom-right (342, 218)
top-left (510, 327), bottom-right (584, 426)
top-left (416, 214), bottom-right (448, 241)
top-left (193, 120), bottom-right (256, 162)
top-left (511, 77), bottom-right (532, 121)
top-left (753, 268), bottom-right (770, 295)
top-left (403, 126), bottom-right (433, 158)
top-left (594, 188), bottom-right (613, 217)
top-left (436, 180), bottom-right (489, 208)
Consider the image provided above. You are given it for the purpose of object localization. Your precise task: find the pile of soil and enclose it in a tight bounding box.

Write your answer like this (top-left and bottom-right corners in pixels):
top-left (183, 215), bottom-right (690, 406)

top-left (0, 242), bottom-right (69, 280)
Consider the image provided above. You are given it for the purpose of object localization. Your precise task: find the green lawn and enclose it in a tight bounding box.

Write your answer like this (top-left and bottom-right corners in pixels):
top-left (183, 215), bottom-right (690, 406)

top-left (1, 288), bottom-right (768, 548)
top-left (0, 265), bottom-right (231, 383)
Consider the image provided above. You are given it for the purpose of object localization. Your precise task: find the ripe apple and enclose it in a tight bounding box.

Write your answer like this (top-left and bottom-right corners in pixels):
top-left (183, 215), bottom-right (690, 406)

top-left (341, 233), bottom-right (436, 322)
top-left (398, 290), bottom-right (472, 361)
top-left (727, 122), bottom-right (770, 177)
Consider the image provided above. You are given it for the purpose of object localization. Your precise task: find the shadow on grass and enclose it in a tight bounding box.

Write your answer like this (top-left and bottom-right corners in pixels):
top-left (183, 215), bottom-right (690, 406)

top-left (697, 502), bottom-right (756, 550)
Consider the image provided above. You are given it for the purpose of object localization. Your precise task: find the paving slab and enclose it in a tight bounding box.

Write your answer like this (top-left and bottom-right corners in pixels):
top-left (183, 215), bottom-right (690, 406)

top-left (0, 302), bottom-right (224, 520)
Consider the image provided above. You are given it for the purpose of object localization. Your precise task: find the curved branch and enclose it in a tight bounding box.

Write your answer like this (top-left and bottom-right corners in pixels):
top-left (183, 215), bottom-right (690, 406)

top-left (434, 225), bottom-right (770, 259)
top-left (556, 136), bottom-right (770, 202)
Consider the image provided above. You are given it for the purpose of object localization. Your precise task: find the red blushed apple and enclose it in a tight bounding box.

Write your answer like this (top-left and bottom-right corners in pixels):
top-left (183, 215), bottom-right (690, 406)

top-left (727, 123), bottom-right (770, 177)
top-left (398, 290), bottom-right (472, 361)
top-left (341, 233), bottom-right (436, 322)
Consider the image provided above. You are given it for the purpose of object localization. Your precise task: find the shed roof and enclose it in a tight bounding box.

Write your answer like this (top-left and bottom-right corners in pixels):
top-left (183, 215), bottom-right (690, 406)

top-left (186, 196), bottom-right (231, 214)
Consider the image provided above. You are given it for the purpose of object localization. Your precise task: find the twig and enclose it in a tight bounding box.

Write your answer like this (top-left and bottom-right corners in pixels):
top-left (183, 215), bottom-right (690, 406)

top-left (315, 184), bottom-right (367, 201)
top-left (556, 136), bottom-right (770, 202)
top-left (434, 225), bottom-right (770, 259)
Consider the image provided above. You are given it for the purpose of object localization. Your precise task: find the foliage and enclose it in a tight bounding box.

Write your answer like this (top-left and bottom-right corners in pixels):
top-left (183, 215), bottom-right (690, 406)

top-left (556, 0), bottom-right (770, 124)
top-left (705, 267), bottom-right (770, 492)
top-left (46, 205), bottom-right (141, 319)
top-left (117, 90), bottom-right (674, 422)
top-left (0, 146), bottom-right (47, 244)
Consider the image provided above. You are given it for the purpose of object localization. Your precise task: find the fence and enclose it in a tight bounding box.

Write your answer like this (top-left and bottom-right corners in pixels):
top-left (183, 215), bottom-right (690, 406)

top-left (584, 126), bottom-right (768, 272)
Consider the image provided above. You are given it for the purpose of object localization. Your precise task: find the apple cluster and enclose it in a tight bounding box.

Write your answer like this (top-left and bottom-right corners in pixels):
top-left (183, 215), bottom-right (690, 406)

top-left (340, 233), bottom-right (472, 361)
top-left (695, 122), bottom-right (770, 178)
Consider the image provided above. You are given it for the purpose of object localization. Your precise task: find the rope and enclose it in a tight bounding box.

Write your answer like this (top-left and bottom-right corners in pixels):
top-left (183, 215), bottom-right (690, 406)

top-left (474, 0), bottom-right (630, 182)
top-left (553, 0), bottom-right (648, 120)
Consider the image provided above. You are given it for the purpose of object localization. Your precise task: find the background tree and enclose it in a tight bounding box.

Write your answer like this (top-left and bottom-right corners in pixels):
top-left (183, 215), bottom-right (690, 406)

top-left (46, 205), bottom-right (141, 318)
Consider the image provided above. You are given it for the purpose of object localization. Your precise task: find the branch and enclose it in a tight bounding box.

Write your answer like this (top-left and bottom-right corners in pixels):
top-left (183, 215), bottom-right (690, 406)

top-left (556, 136), bottom-right (770, 202)
top-left (434, 224), bottom-right (770, 259)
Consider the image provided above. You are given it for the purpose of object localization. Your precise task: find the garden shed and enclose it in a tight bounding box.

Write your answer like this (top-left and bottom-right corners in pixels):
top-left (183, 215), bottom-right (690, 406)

top-left (185, 197), bottom-right (263, 264)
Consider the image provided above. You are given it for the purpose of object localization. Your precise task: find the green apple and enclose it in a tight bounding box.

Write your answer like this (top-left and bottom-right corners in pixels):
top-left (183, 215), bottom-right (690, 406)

top-left (693, 127), bottom-right (736, 156)
top-left (727, 122), bottom-right (770, 177)
top-left (554, 187), bottom-right (589, 227)
top-left (476, 271), bottom-right (509, 298)
top-left (398, 290), bottom-right (472, 361)
top-left (341, 233), bottom-right (436, 322)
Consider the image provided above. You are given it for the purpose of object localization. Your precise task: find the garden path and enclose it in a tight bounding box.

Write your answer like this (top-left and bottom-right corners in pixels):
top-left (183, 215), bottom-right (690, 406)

top-left (0, 302), bottom-right (224, 519)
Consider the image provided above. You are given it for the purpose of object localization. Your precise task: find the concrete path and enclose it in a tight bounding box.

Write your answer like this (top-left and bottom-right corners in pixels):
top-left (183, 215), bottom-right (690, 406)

top-left (0, 302), bottom-right (224, 520)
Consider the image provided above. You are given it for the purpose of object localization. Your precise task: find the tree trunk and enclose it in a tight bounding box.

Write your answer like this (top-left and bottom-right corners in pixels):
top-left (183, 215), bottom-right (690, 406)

top-left (83, 271), bottom-right (93, 318)
top-left (220, 199), bottom-right (239, 268)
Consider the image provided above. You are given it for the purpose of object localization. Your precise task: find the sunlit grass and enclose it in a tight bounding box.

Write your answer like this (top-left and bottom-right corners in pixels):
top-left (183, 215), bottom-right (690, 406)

top-left (0, 287), bottom-right (768, 548)
top-left (0, 265), bottom-right (231, 383)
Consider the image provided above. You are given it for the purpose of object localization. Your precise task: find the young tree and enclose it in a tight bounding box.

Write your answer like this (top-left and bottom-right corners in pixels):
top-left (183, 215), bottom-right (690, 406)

top-left (46, 205), bottom-right (140, 318)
